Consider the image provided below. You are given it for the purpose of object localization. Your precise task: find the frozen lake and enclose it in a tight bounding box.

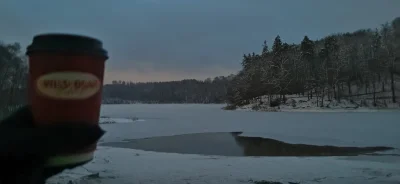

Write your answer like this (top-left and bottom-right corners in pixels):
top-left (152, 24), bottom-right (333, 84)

top-left (51, 104), bottom-right (400, 184)
top-left (100, 104), bottom-right (400, 148)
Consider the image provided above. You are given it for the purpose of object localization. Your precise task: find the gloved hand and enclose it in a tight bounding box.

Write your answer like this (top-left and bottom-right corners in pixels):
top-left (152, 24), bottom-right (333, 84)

top-left (0, 106), bottom-right (105, 184)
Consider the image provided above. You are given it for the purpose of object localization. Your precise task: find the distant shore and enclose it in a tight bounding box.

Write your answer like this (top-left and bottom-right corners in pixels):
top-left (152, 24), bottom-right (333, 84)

top-left (102, 102), bottom-right (225, 105)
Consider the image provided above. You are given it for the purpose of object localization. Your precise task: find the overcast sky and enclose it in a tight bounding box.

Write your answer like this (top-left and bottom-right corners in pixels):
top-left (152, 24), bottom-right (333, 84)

top-left (1, 0), bottom-right (399, 83)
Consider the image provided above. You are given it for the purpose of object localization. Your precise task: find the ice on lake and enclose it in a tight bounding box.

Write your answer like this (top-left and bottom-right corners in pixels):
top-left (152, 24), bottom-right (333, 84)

top-left (50, 104), bottom-right (400, 184)
top-left (99, 104), bottom-right (400, 148)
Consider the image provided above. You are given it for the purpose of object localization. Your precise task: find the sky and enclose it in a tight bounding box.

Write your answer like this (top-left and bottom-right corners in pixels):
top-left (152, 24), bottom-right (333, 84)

top-left (1, 0), bottom-right (399, 83)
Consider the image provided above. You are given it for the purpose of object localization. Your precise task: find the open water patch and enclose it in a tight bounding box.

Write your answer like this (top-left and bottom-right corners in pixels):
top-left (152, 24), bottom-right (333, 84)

top-left (101, 132), bottom-right (393, 156)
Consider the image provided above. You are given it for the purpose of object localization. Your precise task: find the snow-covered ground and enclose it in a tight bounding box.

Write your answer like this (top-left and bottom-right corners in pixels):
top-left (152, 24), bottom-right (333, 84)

top-left (49, 104), bottom-right (400, 184)
top-left (236, 94), bottom-right (400, 112)
top-left (235, 80), bottom-right (400, 112)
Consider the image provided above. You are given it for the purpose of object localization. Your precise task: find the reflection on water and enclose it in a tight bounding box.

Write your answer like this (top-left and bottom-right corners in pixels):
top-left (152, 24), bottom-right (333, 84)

top-left (101, 132), bottom-right (393, 156)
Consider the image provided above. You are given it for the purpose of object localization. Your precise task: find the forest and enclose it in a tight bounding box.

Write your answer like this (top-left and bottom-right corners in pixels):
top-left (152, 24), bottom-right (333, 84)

top-left (226, 17), bottom-right (400, 109)
top-left (102, 77), bottom-right (232, 104)
top-left (0, 42), bottom-right (27, 118)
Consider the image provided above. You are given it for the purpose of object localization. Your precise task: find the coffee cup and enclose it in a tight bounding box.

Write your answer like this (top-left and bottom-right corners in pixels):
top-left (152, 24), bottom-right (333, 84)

top-left (26, 33), bottom-right (108, 166)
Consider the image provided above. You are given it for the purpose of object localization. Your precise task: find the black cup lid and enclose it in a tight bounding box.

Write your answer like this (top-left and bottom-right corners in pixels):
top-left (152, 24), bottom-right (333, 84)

top-left (26, 33), bottom-right (108, 59)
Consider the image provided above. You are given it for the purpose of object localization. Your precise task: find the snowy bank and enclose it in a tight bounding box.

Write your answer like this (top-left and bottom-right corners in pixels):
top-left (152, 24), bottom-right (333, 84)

top-left (229, 94), bottom-right (400, 112)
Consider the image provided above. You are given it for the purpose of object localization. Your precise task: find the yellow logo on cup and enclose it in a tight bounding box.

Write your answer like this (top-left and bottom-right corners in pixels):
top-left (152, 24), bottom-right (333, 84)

top-left (36, 72), bottom-right (101, 99)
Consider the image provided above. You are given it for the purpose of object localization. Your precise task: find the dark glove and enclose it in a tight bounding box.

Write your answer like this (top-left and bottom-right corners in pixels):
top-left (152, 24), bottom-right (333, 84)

top-left (0, 106), bottom-right (105, 184)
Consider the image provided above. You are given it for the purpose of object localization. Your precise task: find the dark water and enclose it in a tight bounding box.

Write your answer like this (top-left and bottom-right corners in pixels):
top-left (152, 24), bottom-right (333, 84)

top-left (101, 132), bottom-right (393, 156)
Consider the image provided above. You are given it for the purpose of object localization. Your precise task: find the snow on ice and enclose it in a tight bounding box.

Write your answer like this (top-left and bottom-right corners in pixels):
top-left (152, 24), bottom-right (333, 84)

top-left (48, 104), bottom-right (400, 184)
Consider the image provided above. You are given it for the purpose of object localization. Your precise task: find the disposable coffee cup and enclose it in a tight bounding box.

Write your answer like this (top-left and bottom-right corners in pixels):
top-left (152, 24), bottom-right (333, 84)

top-left (26, 33), bottom-right (108, 166)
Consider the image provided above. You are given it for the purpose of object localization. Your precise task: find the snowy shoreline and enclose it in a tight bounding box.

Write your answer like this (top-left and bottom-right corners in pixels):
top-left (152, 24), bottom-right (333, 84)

top-left (234, 106), bottom-right (400, 113)
top-left (225, 94), bottom-right (400, 113)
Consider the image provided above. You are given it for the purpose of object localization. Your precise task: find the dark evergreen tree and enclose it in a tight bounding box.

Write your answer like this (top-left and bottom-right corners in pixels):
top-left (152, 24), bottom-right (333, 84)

top-left (226, 17), bottom-right (400, 108)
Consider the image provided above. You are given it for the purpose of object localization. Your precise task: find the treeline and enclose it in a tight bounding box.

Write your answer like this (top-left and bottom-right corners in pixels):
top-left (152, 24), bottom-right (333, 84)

top-left (102, 76), bottom-right (233, 104)
top-left (0, 41), bottom-right (232, 110)
top-left (0, 42), bottom-right (28, 118)
top-left (227, 17), bottom-right (400, 107)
